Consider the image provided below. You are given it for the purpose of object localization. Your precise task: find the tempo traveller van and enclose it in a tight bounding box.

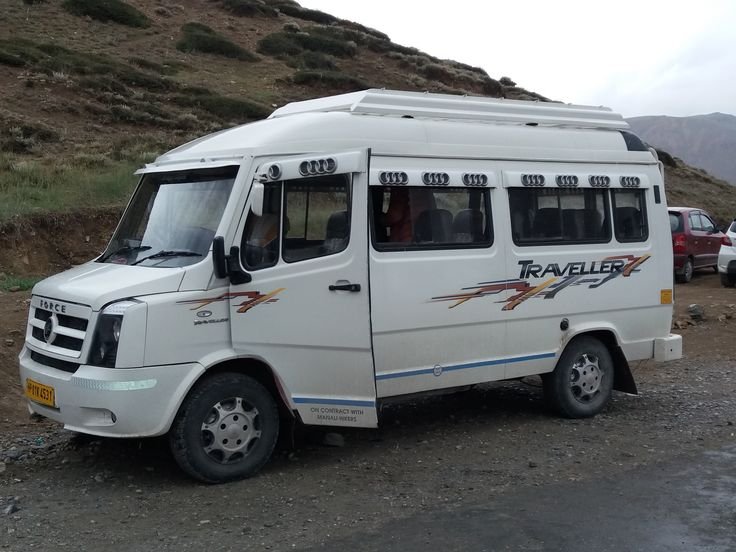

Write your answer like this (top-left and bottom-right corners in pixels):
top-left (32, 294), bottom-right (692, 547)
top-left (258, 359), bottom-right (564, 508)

top-left (18, 90), bottom-right (682, 482)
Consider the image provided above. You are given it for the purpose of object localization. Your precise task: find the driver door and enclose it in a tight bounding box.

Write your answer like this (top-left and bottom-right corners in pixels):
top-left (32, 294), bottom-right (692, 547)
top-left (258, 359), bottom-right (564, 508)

top-left (229, 150), bottom-right (377, 427)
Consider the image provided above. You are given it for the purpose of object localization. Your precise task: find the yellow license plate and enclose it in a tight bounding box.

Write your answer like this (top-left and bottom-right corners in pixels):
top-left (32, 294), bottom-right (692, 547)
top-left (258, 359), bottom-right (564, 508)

top-left (25, 378), bottom-right (56, 408)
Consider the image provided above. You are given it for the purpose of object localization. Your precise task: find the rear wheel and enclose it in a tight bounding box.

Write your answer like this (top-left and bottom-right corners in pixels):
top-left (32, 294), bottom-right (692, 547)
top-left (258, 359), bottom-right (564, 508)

top-left (675, 258), bottom-right (694, 283)
top-left (169, 373), bottom-right (279, 483)
top-left (721, 273), bottom-right (736, 288)
top-left (543, 336), bottom-right (614, 418)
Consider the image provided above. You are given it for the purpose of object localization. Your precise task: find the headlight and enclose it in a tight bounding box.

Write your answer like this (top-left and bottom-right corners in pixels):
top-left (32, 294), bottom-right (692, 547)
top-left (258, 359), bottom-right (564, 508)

top-left (89, 301), bottom-right (138, 368)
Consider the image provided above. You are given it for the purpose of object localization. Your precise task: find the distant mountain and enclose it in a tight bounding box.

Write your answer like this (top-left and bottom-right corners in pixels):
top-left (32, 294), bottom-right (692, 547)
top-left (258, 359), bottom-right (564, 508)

top-left (627, 113), bottom-right (736, 185)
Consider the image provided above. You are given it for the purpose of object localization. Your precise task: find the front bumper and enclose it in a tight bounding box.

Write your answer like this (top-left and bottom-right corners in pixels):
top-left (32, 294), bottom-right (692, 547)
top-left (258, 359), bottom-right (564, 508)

top-left (18, 347), bottom-right (203, 438)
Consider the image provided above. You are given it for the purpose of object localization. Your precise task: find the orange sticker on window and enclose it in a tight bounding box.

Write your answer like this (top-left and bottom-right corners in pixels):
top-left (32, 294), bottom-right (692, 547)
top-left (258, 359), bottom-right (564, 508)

top-left (660, 289), bottom-right (673, 304)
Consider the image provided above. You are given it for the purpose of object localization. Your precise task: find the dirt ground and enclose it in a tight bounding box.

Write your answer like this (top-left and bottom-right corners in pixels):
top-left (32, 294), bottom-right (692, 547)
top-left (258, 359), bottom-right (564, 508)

top-left (0, 270), bottom-right (734, 550)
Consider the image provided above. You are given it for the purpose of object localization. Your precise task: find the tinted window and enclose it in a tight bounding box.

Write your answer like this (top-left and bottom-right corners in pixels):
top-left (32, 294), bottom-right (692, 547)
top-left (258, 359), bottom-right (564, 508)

top-left (283, 175), bottom-right (350, 263)
top-left (509, 188), bottom-right (610, 245)
top-left (612, 190), bottom-right (648, 242)
top-left (730, 221), bottom-right (736, 233)
top-left (371, 187), bottom-right (492, 249)
top-left (669, 212), bottom-right (683, 233)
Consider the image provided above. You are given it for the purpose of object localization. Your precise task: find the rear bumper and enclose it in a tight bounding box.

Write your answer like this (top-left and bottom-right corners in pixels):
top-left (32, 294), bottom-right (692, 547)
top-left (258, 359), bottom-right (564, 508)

top-left (673, 254), bottom-right (687, 272)
top-left (654, 334), bottom-right (683, 362)
top-left (18, 346), bottom-right (202, 438)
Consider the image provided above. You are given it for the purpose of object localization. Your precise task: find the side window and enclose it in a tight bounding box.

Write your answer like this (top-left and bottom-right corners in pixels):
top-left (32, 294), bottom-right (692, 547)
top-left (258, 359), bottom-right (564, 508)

top-left (283, 174), bottom-right (350, 263)
top-left (699, 213), bottom-right (716, 233)
top-left (612, 190), bottom-right (648, 242)
top-left (371, 186), bottom-right (492, 249)
top-left (509, 188), bottom-right (610, 245)
top-left (688, 212), bottom-right (703, 231)
top-left (241, 184), bottom-right (282, 270)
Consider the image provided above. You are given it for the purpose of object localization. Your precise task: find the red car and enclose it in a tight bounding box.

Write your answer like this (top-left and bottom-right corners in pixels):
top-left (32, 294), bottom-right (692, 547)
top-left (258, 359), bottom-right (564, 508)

top-left (669, 207), bottom-right (725, 282)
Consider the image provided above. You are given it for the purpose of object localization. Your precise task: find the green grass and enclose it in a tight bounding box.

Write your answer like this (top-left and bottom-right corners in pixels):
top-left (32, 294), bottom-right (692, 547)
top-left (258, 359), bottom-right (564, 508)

top-left (176, 22), bottom-right (258, 61)
top-left (62, 0), bottom-right (151, 28)
top-left (0, 274), bottom-right (41, 292)
top-left (0, 154), bottom-right (143, 222)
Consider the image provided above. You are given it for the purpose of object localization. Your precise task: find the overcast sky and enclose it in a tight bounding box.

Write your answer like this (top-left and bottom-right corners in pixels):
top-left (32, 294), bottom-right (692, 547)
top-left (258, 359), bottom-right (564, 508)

top-left (299, 0), bottom-right (735, 118)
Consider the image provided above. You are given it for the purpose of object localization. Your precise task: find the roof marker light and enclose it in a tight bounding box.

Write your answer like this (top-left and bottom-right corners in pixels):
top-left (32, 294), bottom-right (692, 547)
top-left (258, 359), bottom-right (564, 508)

top-left (555, 175), bottom-right (579, 187)
top-left (462, 173), bottom-right (489, 187)
top-left (267, 164), bottom-right (282, 180)
top-left (521, 174), bottom-right (545, 187)
top-left (620, 176), bottom-right (641, 188)
top-left (379, 171), bottom-right (409, 185)
top-left (422, 172), bottom-right (450, 186)
top-left (589, 175), bottom-right (611, 188)
top-left (299, 157), bottom-right (337, 177)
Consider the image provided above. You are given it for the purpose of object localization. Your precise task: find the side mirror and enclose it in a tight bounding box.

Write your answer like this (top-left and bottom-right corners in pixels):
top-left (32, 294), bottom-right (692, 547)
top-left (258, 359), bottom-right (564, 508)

top-left (212, 237), bottom-right (252, 284)
top-left (212, 236), bottom-right (228, 279)
top-left (250, 183), bottom-right (265, 217)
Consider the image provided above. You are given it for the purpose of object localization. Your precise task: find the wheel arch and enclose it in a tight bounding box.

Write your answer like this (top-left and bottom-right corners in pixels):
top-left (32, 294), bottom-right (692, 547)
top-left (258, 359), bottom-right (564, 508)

top-left (562, 327), bottom-right (637, 395)
top-left (166, 356), bottom-right (297, 438)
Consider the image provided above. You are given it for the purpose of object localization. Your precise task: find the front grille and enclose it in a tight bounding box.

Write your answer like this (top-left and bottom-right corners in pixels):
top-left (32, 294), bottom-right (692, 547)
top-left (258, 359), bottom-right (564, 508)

top-left (28, 300), bottom-right (91, 358)
top-left (31, 351), bottom-right (80, 373)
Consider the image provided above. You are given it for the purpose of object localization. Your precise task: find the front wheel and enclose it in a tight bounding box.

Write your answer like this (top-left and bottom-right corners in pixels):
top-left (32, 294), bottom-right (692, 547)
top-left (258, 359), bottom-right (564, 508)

top-left (721, 272), bottom-right (736, 288)
top-left (169, 373), bottom-right (279, 483)
top-left (543, 336), bottom-right (614, 418)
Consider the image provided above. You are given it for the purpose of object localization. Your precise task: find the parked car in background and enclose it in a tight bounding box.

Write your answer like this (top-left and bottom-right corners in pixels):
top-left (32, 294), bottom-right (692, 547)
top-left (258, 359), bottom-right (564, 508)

top-left (718, 219), bottom-right (736, 287)
top-left (669, 207), bottom-right (725, 283)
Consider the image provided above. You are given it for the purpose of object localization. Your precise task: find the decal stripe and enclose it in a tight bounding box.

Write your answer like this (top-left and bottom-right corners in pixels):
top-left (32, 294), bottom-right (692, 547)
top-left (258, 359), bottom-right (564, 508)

top-left (292, 397), bottom-right (376, 407)
top-left (375, 352), bottom-right (556, 381)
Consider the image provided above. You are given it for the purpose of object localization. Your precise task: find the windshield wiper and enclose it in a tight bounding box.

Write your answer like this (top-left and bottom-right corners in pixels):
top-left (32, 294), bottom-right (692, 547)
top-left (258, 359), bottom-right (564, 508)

top-left (100, 245), bottom-right (151, 262)
top-left (131, 250), bottom-right (202, 266)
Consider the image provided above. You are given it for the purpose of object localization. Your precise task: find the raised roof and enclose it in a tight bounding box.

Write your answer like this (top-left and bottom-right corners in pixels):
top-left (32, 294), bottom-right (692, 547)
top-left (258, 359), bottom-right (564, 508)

top-left (269, 89), bottom-right (629, 131)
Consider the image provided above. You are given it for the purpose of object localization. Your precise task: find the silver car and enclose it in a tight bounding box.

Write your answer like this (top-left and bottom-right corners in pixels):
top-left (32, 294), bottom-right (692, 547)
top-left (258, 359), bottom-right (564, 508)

top-left (718, 219), bottom-right (736, 287)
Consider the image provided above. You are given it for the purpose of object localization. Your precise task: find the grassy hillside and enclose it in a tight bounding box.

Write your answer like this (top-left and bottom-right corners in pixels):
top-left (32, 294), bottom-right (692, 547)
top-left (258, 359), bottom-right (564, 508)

top-left (0, 0), bottom-right (734, 228)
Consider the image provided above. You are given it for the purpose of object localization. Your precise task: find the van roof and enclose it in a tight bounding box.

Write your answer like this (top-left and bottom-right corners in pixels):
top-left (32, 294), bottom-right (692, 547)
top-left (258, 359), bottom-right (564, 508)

top-left (149, 90), bottom-right (654, 171)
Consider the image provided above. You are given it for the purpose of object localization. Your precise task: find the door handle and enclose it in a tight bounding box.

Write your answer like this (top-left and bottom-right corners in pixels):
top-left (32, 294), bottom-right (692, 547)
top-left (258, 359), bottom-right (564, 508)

top-left (329, 281), bottom-right (361, 292)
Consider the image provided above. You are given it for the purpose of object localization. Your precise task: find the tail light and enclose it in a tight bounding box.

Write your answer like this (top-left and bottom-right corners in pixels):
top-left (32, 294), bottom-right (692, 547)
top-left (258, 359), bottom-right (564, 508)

top-left (723, 235), bottom-right (733, 247)
top-left (672, 233), bottom-right (687, 254)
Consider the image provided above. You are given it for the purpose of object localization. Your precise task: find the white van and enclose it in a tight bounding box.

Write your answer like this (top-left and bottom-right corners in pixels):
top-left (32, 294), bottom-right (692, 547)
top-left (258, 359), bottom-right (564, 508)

top-left (19, 90), bottom-right (682, 482)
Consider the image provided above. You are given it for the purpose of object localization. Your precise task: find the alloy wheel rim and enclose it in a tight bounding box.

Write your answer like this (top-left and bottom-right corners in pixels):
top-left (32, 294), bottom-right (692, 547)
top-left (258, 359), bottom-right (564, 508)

top-left (201, 397), bottom-right (261, 464)
top-left (569, 353), bottom-right (602, 403)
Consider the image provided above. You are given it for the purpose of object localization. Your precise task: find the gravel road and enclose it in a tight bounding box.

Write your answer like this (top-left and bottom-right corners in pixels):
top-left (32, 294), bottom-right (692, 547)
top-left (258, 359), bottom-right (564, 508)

top-left (0, 274), bottom-right (734, 550)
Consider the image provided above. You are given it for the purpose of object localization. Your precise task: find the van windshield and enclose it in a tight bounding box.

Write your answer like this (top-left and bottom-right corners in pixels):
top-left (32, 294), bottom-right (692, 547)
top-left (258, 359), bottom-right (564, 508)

top-left (99, 166), bottom-right (237, 267)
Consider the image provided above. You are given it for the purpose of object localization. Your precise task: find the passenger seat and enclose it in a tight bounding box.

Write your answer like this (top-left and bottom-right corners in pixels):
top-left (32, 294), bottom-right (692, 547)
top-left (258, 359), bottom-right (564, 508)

top-left (414, 209), bottom-right (452, 243)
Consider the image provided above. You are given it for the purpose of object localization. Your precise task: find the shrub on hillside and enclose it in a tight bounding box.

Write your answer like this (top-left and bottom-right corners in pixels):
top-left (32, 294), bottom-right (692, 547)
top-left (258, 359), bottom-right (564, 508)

top-left (286, 51), bottom-right (336, 71)
top-left (292, 70), bottom-right (368, 92)
top-left (221, 0), bottom-right (278, 17)
top-left (258, 31), bottom-right (356, 58)
top-left (274, 4), bottom-right (337, 25)
top-left (173, 91), bottom-right (270, 121)
top-left (499, 76), bottom-right (516, 87)
top-left (176, 22), bottom-right (258, 61)
top-left (0, 39), bottom-right (44, 68)
top-left (257, 32), bottom-right (303, 56)
top-left (62, 0), bottom-right (151, 28)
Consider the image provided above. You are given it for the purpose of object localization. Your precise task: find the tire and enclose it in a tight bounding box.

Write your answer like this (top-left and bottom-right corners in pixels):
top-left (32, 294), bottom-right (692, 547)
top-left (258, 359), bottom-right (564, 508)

top-left (169, 373), bottom-right (279, 483)
top-left (721, 273), bottom-right (736, 288)
top-left (543, 336), bottom-right (614, 419)
top-left (675, 258), bottom-right (693, 283)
